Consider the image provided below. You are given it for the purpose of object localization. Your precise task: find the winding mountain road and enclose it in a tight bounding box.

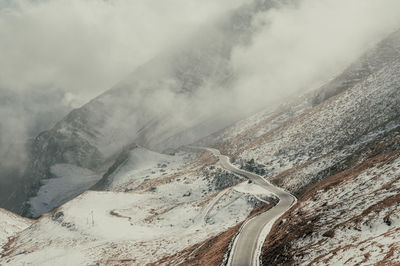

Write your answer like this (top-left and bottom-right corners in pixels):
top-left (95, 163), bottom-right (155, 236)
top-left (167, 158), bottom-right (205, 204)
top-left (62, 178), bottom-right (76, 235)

top-left (200, 147), bottom-right (297, 266)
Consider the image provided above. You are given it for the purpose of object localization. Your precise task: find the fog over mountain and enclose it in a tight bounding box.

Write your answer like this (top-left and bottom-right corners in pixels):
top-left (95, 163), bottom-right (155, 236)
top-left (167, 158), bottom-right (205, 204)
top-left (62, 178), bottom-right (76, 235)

top-left (0, 0), bottom-right (248, 152)
top-left (2, 1), bottom-right (400, 265)
top-left (1, 0), bottom-right (400, 216)
top-left (0, 0), bottom-right (249, 211)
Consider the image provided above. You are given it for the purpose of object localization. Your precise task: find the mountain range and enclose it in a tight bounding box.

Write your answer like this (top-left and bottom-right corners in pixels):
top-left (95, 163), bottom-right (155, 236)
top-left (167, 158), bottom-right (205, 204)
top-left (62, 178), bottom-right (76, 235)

top-left (1, 0), bottom-right (400, 265)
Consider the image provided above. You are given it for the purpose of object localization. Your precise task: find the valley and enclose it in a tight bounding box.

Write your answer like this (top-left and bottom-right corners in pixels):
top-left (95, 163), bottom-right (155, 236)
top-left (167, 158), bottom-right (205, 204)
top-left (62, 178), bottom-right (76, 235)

top-left (1, 1), bottom-right (400, 265)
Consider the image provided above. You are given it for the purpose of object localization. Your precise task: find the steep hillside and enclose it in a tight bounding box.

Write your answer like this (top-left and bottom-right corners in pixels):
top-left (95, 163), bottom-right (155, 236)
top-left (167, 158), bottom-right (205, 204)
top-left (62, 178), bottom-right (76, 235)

top-left (0, 208), bottom-right (33, 250)
top-left (263, 145), bottom-right (400, 265)
top-left (200, 29), bottom-right (400, 198)
top-left (2, 0), bottom-right (286, 218)
top-left (191, 28), bottom-right (400, 265)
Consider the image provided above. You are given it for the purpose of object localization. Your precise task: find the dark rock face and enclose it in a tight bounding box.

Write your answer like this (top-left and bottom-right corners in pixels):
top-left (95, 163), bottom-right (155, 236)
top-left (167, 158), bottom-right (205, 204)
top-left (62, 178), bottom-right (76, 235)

top-left (211, 169), bottom-right (244, 191)
top-left (240, 159), bottom-right (267, 176)
top-left (91, 144), bottom-right (138, 191)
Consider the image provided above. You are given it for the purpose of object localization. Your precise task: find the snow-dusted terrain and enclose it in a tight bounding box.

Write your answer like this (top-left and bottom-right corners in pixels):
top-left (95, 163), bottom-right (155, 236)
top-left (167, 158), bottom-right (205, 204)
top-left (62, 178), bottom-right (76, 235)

top-left (2, 29), bottom-right (400, 265)
top-left (200, 29), bottom-right (400, 196)
top-left (0, 149), bottom-right (275, 265)
top-left (290, 156), bottom-right (400, 265)
top-left (1, 2), bottom-right (400, 265)
top-left (105, 147), bottom-right (196, 191)
top-left (263, 146), bottom-right (400, 265)
top-left (195, 28), bottom-right (400, 265)
top-left (0, 209), bottom-right (33, 250)
top-left (28, 164), bottom-right (100, 217)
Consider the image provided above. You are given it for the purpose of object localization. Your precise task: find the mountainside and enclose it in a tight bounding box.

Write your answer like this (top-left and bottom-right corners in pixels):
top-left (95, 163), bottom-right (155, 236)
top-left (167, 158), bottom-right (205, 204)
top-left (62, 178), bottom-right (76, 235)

top-left (0, 208), bottom-right (33, 250)
top-left (196, 29), bottom-right (400, 264)
top-left (1, 1), bottom-right (400, 265)
top-left (0, 147), bottom-right (276, 265)
top-left (200, 28), bottom-right (400, 197)
top-left (263, 145), bottom-right (400, 265)
top-left (1, 0), bottom-right (286, 218)
top-left (2, 26), bottom-right (400, 266)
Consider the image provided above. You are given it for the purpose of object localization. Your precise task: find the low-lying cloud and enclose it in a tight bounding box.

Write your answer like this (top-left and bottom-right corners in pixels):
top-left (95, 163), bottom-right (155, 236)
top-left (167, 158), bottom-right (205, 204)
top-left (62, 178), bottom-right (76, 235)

top-left (230, 0), bottom-right (400, 110)
top-left (0, 0), bottom-right (248, 169)
top-left (1, 0), bottom-right (400, 172)
top-left (0, 0), bottom-right (248, 102)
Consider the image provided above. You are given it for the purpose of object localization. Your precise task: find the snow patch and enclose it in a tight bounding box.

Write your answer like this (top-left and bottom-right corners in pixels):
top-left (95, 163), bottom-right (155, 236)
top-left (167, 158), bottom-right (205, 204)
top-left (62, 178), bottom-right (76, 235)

top-left (29, 164), bottom-right (100, 217)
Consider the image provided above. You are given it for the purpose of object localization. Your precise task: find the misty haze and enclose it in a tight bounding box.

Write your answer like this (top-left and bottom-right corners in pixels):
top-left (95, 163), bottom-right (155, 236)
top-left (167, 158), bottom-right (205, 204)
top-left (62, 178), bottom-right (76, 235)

top-left (1, 0), bottom-right (400, 265)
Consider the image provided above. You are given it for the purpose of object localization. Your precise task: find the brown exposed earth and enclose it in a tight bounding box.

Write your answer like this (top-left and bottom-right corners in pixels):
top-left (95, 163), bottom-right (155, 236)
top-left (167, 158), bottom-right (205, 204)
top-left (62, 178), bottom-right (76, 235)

top-left (154, 200), bottom-right (277, 266)
top-left (261, 144), bottom-right (400, 265)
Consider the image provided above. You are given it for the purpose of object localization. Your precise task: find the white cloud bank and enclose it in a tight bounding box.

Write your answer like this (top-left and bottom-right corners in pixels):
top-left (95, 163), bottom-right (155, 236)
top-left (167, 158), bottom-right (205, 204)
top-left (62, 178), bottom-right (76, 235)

top-left (0, 0), bottom-right (400, 166)
top-left (231, 0), bottom-right (400, 109)
top-left (0, 0), bottom-right (249, 169)
top-left (0, 0), bottom-right (249, 103)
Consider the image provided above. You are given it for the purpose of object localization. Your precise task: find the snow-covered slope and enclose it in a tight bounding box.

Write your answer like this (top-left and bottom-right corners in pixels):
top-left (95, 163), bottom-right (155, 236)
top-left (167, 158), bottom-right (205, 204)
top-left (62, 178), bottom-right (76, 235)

top-left (0, 208), bottom-right (33, 250)
top-left (263, 145), bottom-right (400, 265)
top-left (98, 147), bottom-right (196, 190)
top-left (28, 164), bottom-right (100, 218)
top-left (0, 149), bottom-right (275, 265)
top-left (194, 28), bottom-right (400, 265)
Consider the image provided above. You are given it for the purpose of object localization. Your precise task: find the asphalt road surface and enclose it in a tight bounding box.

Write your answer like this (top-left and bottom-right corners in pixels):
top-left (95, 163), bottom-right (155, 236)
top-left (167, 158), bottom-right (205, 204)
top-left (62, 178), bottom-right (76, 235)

top-left (202, 147), bottom-right (296, 266)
